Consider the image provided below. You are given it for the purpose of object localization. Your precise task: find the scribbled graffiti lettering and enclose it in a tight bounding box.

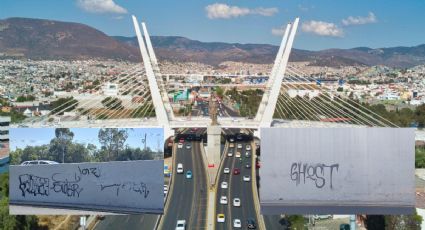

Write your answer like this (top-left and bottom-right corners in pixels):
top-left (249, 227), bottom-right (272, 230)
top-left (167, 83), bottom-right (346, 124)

top-left (290, 162), bottom-right (339, 189)
top-left (78, 166), bottom-right (101, 178)
top-left (18, 174), bottom-right (49, 197)
top-left (51, 173), bottom-right (83, 197)
top-left (101, 182), bottom-right (150, 198)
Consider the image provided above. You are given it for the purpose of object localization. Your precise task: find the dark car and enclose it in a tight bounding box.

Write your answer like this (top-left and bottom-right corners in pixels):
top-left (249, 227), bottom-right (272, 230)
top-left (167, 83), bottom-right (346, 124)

top-left (245, 164), bottom-right (251, 169)
top-left (233, 168), bottom-right (240, 175)
top-left (246, 218), bottom-right (257, 229)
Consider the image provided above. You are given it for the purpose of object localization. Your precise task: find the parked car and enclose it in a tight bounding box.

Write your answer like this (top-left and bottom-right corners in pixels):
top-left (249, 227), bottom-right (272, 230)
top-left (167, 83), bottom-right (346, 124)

top-left (21, 160), bottom-right (59, 165)
top-left (313, 215), bottom-right (333, 220)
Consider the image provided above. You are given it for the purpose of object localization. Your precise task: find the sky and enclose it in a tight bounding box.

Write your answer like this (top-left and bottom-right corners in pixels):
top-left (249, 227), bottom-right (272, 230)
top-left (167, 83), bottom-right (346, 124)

top-left (0, 0), bottom-right (424, 50)
top-left (9, 128), bottom-right (164, 152)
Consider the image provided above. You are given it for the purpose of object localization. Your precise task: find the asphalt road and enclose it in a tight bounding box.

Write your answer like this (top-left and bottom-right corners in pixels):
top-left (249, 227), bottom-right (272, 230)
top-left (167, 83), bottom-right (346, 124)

top-left (216, 141), bottom-right (258, 230)
top-left (94, 214), bottom-right (158, 230)
top-left (160, 141), bottom-right (207, 230)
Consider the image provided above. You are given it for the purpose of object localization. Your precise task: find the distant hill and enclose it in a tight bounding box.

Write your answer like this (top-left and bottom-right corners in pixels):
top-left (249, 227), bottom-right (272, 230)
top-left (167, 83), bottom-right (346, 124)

top-left (1, 17), bottom-right (425, 68)
top-left (0, 17), bottom-right (139, 61)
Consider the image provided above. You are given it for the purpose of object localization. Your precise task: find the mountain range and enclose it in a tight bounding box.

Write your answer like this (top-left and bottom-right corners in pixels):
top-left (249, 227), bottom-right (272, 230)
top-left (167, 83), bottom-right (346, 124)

top-left (1, 17), bottom-right (425, 68)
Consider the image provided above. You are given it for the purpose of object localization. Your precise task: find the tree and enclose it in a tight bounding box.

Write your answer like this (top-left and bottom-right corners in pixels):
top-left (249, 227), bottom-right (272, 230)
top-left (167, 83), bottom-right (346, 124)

top-left (0, 173), bottom-right (39, 230)
top-left (365, 215), bottom-right (386, 230)
top-left (51, 97), bottom-right (78, 115)
top-left (54, 128), bottom-right (74, 163)
top-left (101, 97), bottom-right (123, 110)
top-left (98, 128), bottom-right (128, 161)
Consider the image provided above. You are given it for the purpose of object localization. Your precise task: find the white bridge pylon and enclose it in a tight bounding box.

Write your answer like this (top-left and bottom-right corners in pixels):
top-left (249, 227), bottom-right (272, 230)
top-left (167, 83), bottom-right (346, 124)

top-left (132, 15), bottom-right (299, 138)
top-left (257, 17), bottom-right (300, 129)
top-left (132, 15), bottom-right (174, 139)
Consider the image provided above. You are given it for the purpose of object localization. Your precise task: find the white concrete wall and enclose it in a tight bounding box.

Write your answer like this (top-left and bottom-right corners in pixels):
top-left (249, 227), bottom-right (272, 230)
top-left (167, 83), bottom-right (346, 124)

top-left (10, 160), bottom-right (164, 214)
top-left (260, 127), bottom-right (415, 214)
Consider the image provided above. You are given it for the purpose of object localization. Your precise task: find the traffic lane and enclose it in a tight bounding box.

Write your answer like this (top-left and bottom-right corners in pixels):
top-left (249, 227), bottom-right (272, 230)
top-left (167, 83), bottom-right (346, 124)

top-left (160, 143), bottom-right (194, 229)
top-left (216, 145), bottom-right (236, 230)
top-left (95, 214), bottom-right (158, 230)
top-left (188, 142), bottom-right (207, 229)
top-left (231, 142), bottom-right (257, 229)
top-left (264, 215), bottom-right (286, 230)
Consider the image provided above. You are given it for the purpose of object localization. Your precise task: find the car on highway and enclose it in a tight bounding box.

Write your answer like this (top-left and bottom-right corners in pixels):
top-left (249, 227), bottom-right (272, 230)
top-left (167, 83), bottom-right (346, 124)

top-left (176, 220), bottom-right (186, 230)
top-left (229, 143), bottom-right (235, 148)
top-left (217, 214), bottom-right (225, 223)
top-left (233, 168), bottom-right (240, 175)
top-left (221, 181), bottom-right (228, 189)
top-left (177, 163), bottom-right (184, 174)
top-left (243, 175), bottom-right (251, 182)
top-left (227, 150), bottom-right (233, 157)
top-left (237, 143), bottom-right (243, 149)
top-left (177, 143), bottom-right (183, 148)
top-left (164, 185), bottom-right (168, 196)
top-left (245, 151), bottom-right (251, 158)
top-left (224, 167), bottom-right (230, 174)
top-left (236, 134), bottom-right (243, 140)
top-left (233, 219), bottom-right (242, 228)
top-left (256, 161), bottom-right (261, 169)
top-left (245, 164), bottom-right (251, 169)
top-left (21, 160), bottom-right (59, 165)
top-left (179, 138), bottom-right (184, 143)
top-left (233, 198), bottom-right (241, 207)
top-left (246, 218), bottom-right (257, 229)
top-left (185, 143), bottom-right (191, 149)
top-left (229, 138), bottom-right (235, 143)
top-left (246, 145), bottom-right (251, 151)
top-left (220, 196), bottom-right (228, 204)
top-left (235, 152), bottom-right (241, 158)
top-left (185, 170), bottom-right (192, 179)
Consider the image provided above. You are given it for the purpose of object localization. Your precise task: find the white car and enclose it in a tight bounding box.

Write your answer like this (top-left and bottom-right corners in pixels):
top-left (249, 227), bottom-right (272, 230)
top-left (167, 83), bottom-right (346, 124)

top-left (164, 185), bottom-right (168, 196)
top-left (223, 167), bottom-right (230, 174)
top-left (233, 218), bottom-right (242, 228)
top-left (235, 152), bottom-right (241, 158)
top-left (177, 143), bottom-right (183, 149)
top-left (177, 163), bottom-right (184, 174)
top-left (220, 196), bottom-right (228, 204)
top-left (227, 151), bottom-right (233, 157)
top-left (243, 175), bottom-right (251, 182)
top-left (176, 220), bottom-right (186, 230)
top-left (246, 145), bottom-right (251, 151)
top-left (185, 143), bottom-right (191, 149)
top-left (21, 160), bottom-right (59, 165)
top-left (221, 181), bottom-right (228, 189)
top-left (217, 214), bottom-right (225, 223)
top-left (233, 198), bottom-right (241, 207)
top-left (237, 144), bottom-right (243, 149)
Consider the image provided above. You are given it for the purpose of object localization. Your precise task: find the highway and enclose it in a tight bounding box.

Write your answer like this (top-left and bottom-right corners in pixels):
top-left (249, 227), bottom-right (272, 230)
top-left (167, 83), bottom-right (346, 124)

top-left (216, 140), bottom-right (258, 229)
top-left (94, 214), bottom-right (158, 230)
top-left (160, 139), bottom-right (208, 230)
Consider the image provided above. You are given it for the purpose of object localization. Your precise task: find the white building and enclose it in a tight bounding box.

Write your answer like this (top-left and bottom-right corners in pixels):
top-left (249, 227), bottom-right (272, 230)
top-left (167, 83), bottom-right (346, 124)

top-left (103, 82), bottom-right (119, 96)
top-left (0, 116), bottom-right (10, 141)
